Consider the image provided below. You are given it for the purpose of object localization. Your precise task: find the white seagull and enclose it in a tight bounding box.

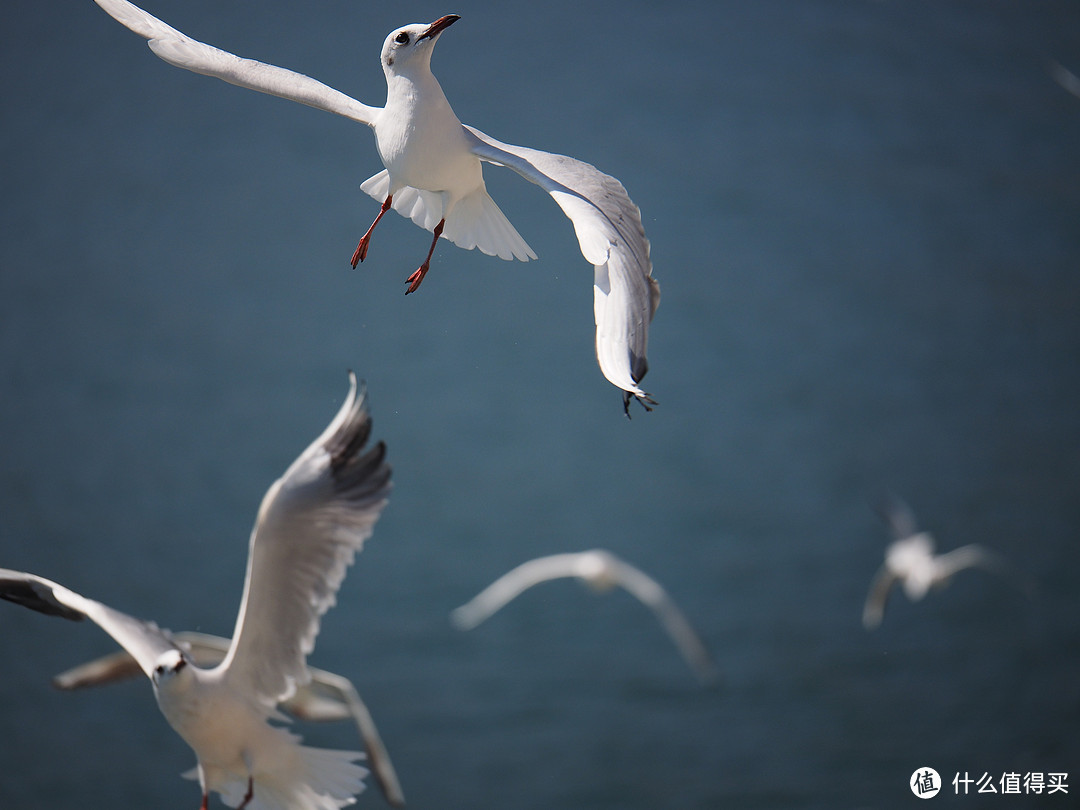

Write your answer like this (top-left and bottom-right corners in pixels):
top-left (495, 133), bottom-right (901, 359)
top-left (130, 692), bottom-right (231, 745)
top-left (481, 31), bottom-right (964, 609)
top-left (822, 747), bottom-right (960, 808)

top-left (52, 631), bottom-right (404, 808)
top-left (862, 496), bottom-right (1019, 630)
top-left (92, 0), bottom-right (661, 415)
top-left (451, 549), bottom-right (718, 685)
top-left (0, 373), bottom-right (392, 810)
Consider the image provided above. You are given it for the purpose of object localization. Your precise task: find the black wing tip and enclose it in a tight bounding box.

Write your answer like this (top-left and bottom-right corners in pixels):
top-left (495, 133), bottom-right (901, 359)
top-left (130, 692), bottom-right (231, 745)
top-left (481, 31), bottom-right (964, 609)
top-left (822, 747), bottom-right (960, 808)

top-left (337, 440), bottom-right (392, 503)
top-left (324, 376), bottom-right (393, 501)
top-left (0, 574), bottom-right (85, 622)
top-left (325, 375), bottom-right (373, 471)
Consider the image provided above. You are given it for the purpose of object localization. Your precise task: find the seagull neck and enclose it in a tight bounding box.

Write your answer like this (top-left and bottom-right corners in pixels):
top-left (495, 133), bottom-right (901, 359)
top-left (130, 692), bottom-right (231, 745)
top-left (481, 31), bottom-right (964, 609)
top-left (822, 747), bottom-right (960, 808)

top-left (384, 71), bottom-right (449, 115)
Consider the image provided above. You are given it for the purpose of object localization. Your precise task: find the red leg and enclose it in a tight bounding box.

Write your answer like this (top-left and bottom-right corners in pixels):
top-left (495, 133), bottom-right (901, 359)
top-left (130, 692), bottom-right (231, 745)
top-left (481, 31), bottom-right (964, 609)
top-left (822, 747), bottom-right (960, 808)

top-left (199, 793), bottom-right (209, 810)
top-left (405, 218), bottom-right (445, 295)
top-left (351, 195), bottom-right (393, 268)
top-left (236, 776), bottom-right (255, 810)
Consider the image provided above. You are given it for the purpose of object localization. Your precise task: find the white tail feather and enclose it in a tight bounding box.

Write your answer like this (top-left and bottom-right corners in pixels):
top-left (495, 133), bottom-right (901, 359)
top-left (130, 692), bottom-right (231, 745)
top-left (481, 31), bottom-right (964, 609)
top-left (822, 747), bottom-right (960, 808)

top-left (360, 170), bottom-right (536, 262)
top-left (189, 736), bottom-right (367, 810)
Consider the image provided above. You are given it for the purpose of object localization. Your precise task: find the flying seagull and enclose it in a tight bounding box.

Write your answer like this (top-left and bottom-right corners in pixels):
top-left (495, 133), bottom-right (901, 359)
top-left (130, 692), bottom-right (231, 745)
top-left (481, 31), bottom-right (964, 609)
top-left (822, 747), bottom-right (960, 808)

top-left (451, 549), bottom-right (718, 685)
top-left (91, 0), bottom-right (661, 415)
top-left (53, 631), bottom-right (404, 808)
top-left (862, 495), bottom-right (1023, 630)
top-left (0, 372), bottom-right (392, 810)
top-left (1050, 59), bottom-right (1080, 99)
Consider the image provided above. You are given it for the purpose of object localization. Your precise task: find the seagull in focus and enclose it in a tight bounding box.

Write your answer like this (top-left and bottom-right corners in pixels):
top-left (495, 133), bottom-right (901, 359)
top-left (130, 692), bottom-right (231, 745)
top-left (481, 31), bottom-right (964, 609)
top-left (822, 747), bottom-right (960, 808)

top-left (0, 373), bottom-right (392, 810)
top-left (862, 495), bottom-right (1022, 630)
top-left (451, 550), bottom-right (718, 685)
top-left (92, 0), bottom-right (661, 415)
top-left (53, 631), bottom-right (404, 808)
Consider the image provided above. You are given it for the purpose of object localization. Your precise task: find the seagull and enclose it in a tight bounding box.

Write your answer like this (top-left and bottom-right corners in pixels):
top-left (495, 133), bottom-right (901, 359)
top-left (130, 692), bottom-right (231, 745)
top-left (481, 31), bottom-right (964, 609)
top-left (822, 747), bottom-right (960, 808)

top-left (53, 631), bottom-right (404, 808)
top-left (862, 496), bottom-right (1021, 630)
top-left (0, 372), bottom-right (392, 810)
top-left (451, 550), bottom-right (718, 685)
top-left (1050, 59), bottom-right (1080, 99)
top-left (91, 0), bottom-right (661, 415)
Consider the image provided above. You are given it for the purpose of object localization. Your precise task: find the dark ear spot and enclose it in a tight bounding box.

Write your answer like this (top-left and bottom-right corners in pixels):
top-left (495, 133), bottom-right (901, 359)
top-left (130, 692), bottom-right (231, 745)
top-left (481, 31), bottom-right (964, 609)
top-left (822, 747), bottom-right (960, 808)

top-left (385, 55), bottom-right (394, 67)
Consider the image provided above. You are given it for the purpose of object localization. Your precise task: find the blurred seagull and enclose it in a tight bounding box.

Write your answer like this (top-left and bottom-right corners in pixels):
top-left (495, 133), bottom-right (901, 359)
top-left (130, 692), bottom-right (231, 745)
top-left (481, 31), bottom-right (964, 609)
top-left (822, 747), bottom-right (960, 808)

top-left (1050, 59), bottom-right (1080, 99)
top-left (92, 0), bottom-right (661, 414)
top-left (0, 373), bottom-right (392, 810)
top-left (862, 495), bottom-right (1021, 630)
top-left (53, 631), bottom-right (404, 808)
top-left (451, 550), bottom-right (718, 685)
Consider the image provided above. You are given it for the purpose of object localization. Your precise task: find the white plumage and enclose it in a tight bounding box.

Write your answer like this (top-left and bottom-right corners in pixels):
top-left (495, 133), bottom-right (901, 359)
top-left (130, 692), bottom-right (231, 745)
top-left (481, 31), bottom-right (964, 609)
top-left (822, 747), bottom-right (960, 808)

top-left (452, 549), bottom-right (718, 685)
top-left (52, 631), bottom-right (404, 808)
top-left (91, 0), bottom-right (660, 414)
top-left (862, 496), bottom-right (1025, 630)
top-left (0, 373), bottom-right (391, 810)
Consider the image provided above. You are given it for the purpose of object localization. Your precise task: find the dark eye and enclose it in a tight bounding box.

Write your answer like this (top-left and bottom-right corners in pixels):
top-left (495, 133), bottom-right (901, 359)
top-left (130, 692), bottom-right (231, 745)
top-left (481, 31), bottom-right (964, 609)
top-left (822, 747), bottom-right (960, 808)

top-left (394, 32), bottom-right (410, 45)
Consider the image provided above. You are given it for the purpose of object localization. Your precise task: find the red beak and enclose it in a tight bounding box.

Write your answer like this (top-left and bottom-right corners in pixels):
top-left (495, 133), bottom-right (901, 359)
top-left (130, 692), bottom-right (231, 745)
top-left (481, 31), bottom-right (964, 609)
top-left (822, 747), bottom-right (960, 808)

top-left (419, 14), bottom-right (460, 41)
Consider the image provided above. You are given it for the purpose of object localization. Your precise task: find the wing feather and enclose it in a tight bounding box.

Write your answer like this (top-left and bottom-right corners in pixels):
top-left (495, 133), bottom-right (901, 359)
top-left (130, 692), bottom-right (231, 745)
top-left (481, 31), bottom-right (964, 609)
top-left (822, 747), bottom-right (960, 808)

top-left (450, 554), bottom-right (586, 629)
top-left (465, 126), bottom-right (659, 409)
top-left (0, 568), bottom-right (178, 677)
top-left (94, 0), bottom-right (379, 126)
top-left (215, 373), bottom-right (391, 708)
top-left (874, 493), bottom-right (921, 541)
top-left (610, 560), bottom-right (719, 685)
top-left (862, 565), bottom-right (898, 629)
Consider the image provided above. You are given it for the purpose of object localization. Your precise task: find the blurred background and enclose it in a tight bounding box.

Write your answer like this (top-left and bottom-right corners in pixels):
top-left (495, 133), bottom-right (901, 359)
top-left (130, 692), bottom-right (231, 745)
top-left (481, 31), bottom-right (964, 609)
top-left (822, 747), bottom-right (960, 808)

top-left (1, 0), bottom-right (1077, 807)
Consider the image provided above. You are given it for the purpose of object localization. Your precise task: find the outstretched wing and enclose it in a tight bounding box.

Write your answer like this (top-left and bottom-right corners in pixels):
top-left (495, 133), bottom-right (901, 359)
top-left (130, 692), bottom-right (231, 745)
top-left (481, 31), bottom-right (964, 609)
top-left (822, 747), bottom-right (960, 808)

top-left (934, 544), bottom-right (1037, 600)
top-left (0, 568), bottom-right (179, 678)
top-left (464, 126), bottom-right (660, 412)
top-left (215, 373), bottom-right (391, 710)
top-left (874, 493), bottom-right (921, 541)
top-left (934, 544), bottom-right (993, 580)
top-left (93, 0), bottom-right (379, 126)
top-left (450, 553), bottom-right (589, 630)
top-left (609, 559), bottom-right (719, 685)
top-left (862, 565), bottom-right (899, 630)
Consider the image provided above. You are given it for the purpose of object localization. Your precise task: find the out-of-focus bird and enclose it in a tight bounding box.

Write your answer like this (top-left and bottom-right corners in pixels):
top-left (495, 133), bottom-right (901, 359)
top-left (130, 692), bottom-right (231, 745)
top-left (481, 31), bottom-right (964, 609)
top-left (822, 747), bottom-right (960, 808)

top-left (0, 373), bottom-right (392, 810)
top-left (452, 549), bottom-right (718, 685)
top-left (92, 0), bottom-right (660, 414)
top-left (862, 495), bottom-right (1024, 630)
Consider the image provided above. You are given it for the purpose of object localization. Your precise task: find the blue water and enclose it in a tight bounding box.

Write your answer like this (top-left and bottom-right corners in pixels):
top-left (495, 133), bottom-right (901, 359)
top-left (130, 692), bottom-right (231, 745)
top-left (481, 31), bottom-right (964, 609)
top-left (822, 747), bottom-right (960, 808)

top-left (2, 0), bottom-right (1078, 807)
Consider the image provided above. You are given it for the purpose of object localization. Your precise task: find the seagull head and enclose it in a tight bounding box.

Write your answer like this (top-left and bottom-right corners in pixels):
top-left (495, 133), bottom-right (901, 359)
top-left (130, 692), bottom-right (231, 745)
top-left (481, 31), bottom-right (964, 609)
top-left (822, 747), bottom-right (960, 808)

top-left (151, 648), bottom-right (190, 689)
top-left (576, 550), bottom-right (619, 592)
top-left (381, 15), bottom-right (460, 74)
